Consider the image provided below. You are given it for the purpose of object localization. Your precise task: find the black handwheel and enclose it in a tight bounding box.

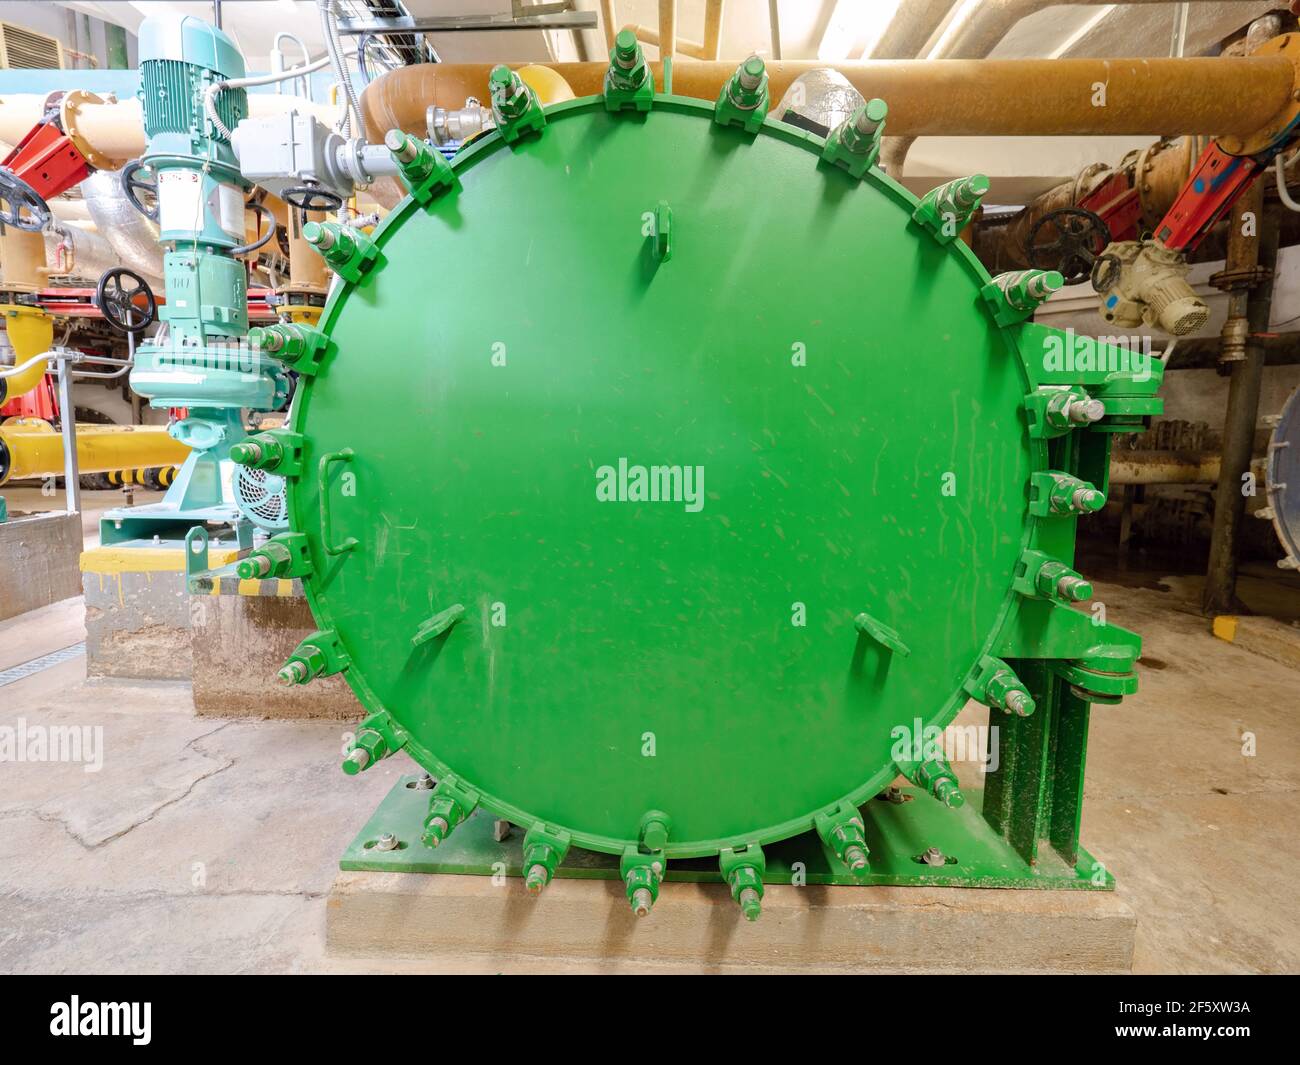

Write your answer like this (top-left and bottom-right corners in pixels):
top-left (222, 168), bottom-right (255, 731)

top-left (1090, 252), bottom-right (1123, 295)
top-left (283, 183), bottom-right (344, 220)
top-left (121, 159), bottom-right (160, 222)
top-left (95, 267), bottom-right (157, 334)
top-left (1026, 206), bottom-right (1112, 285)
top-left (0, 166), bottom-right (52, 231)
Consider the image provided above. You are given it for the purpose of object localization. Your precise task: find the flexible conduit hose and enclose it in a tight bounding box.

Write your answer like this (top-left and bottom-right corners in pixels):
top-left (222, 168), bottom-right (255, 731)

top-left (203, 53), bottom-right (335, 140)
top-left (319, 0), bottom-right (361, 138)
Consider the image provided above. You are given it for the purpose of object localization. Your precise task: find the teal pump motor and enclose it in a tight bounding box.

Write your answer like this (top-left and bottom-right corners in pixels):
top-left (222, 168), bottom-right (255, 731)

top-left (104, 14), bottom-right (287, 544)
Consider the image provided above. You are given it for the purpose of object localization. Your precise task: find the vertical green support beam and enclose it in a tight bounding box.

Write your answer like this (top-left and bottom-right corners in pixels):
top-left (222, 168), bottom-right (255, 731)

top-left (982, 662), bottom-right (1092, 867)
top-left (984, 426), bottom-right (1115, 867)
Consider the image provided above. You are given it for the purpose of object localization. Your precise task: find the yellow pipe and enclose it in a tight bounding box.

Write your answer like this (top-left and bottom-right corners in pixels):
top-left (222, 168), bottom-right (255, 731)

top-left (0, 420), bottom-right (190, 485)
top-left (0, 306), bottom-right (54, 403)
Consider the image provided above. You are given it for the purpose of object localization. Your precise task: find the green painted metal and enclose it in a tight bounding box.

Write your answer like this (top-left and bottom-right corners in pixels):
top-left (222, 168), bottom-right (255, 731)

top-left (277, 83), bottom-right (1162, 905)
top-left (342, 777), bottom-right (1112, 891)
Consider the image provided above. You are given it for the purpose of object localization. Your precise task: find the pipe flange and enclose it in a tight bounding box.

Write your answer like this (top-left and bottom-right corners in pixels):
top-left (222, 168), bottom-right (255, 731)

top-left (1209, 264), bottom-right (1273, 292)
top-left (59, 90), bottom-right (116, 171)
top-left (1223, 33), bottom-right (1300, 156)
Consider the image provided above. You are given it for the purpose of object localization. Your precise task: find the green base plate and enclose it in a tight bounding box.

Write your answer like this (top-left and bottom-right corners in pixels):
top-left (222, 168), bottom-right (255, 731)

top-left (341, 776), bottom-right (1112, 890)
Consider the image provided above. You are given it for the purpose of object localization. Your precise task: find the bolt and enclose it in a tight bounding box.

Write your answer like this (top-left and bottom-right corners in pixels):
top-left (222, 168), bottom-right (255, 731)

top-left (525, 864), bottom-right (549, 895)
top-left (277, 660), bottom-right (307, 686)
top-left (1068, 397), bottom-right (1106, 424)
top-left (230, 441), bottom-right (263, 466)
top-left (384, 128), bottom-right (419, 163)
top-left (855, 97), bottom-right (887, 136)
top-left (631, 886), bottom-right (654, 917)
top-left (738, 886), bottom-right (761, 922)
top-left (425, 815), bottom-right (450, 847)
top-left (413, 773), bottom-right (434, 790)
top-left (302, 221), bottom-right (334, 250)
top-left (922, 846), bottom-right (946, 867)
top-left (738, 54), bottom-right (765, 92)
top-left (375, 832), bottom-right (398, 851)
top-left (1006, 690), bottom-right (1035, 717)
top-left (933, 778), bottom-right (964, 808)
top-left (843, 845), bottom-right (868, 872)
top-left (489, 64), bottom-right (518, 101)
top-left (249, 326), bottom-right (282, 352)
top-left (1072, 487), bottom-right (1105, 513)
top-left (1056, 574), bottom-right (1093, 602)
top-left (238, 554), bottom-right (272, 580)
top-left (614, 28), bottom-right (639, 68)
top-left (342, 747), bottom-right (370, 774)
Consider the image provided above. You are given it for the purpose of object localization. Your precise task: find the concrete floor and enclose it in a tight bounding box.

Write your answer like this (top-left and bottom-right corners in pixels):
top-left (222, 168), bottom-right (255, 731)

top-left (0, 575), bottom-right (1297, 973)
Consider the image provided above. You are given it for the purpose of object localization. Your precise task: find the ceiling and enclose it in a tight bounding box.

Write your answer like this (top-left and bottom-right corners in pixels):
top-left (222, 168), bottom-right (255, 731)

top-left (49, 1), bottom-right (1282, 68)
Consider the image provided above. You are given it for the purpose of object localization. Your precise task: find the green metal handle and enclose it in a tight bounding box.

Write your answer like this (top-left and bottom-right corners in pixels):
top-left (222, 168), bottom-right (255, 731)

top-left (318, 448), bottom-right (358, 556)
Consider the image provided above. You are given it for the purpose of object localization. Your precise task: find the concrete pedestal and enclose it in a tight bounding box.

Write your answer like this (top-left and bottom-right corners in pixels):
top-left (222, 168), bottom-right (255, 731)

top-left (325, 871), bottom-right (1137, 973)
top-left (190, 590), bottom-right (361, 719)
top-left (0, 510), bottom-right (81, 622)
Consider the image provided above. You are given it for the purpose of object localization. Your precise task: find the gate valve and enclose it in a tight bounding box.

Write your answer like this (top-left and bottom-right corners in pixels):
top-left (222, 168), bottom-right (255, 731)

top-left (912, 174), bottom-right (990, 245)
top-left (814, 803), bottom-right (870, 878)
top-left (620, 847), bottom-right (664, 917)
top-left (1031, 471), bottom-right (1106, 517)
top-left (302, 220), bottom-right (381, 284)
top-left (489, 65), bottom-right (546, 143)
top-left (715, 55), bottom-right (769, 133)
top-left (236, 532), bottom-right (312, 580)
top-left (899, 754), bottom-right (965, 808)
top-left (422, 778), bottom-right (479, 848)
top-left (249, 323), bottom-right (327, 376)
top-left (822, 98), bottom-right (887, 179)
top-left (719, 845), bottom-right (766, 921)
top-left (384, 129), bottom-right (457, 205)
top-left (522, 823), bottom-right (571, 895)
top-left (604, 29), bottom-right (654, 113)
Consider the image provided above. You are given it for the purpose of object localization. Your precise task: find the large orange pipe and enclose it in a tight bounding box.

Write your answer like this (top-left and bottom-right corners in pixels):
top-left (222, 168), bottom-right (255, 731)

top-left (361, 55), bottom-right (1299, 144)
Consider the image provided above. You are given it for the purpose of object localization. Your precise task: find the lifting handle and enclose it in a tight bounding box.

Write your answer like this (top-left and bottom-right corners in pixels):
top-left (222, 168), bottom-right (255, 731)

top-left (318, 448), bottom-right (358, 556)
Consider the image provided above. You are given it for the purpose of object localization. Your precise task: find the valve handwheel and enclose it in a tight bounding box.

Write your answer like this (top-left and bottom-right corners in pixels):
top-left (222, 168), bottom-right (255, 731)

top-left (95, 267), bottom-right (157, 334)
top-left (0, 166), bottom-right (53, 231)
top-left (121, 159), bottom-right (160, 222)
top-left (283, 183), bottom-right (344, 219)
top-left (1026, 206), bottom-right (1112, 285)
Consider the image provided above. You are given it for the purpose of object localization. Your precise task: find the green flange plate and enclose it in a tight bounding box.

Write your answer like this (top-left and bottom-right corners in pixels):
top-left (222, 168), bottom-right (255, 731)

top-left (341, 776), bottom-right (1111, 890)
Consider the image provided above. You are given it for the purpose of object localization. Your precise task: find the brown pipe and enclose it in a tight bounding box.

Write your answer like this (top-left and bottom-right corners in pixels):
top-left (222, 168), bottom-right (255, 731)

top-left (361, 56), bottom-right (1298, 144)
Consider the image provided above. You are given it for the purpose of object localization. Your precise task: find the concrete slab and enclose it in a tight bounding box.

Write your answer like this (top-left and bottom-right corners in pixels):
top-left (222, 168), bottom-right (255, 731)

top-left (0, 511), bottom-right (81, 621)
top-left (325, 871), bottom-right (1137, 973)
top-left (1211, 613), bottom-right (1300, 670)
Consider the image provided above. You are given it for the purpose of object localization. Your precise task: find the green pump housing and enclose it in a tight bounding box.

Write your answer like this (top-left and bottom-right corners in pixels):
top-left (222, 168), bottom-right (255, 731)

top-left (265, 55), bottom-right (1164, 919)
top-left (106, 15), bottom-right (287, 543)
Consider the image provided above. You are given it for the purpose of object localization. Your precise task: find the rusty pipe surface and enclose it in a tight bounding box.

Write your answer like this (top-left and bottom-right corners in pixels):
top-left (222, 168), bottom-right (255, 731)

top-left (360, 55), bottom-right (1299, 142)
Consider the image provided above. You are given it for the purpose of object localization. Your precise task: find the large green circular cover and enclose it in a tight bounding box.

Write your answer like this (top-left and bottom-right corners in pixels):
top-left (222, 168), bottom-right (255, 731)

top-left (290, 97), bottom-right (1038, 856)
